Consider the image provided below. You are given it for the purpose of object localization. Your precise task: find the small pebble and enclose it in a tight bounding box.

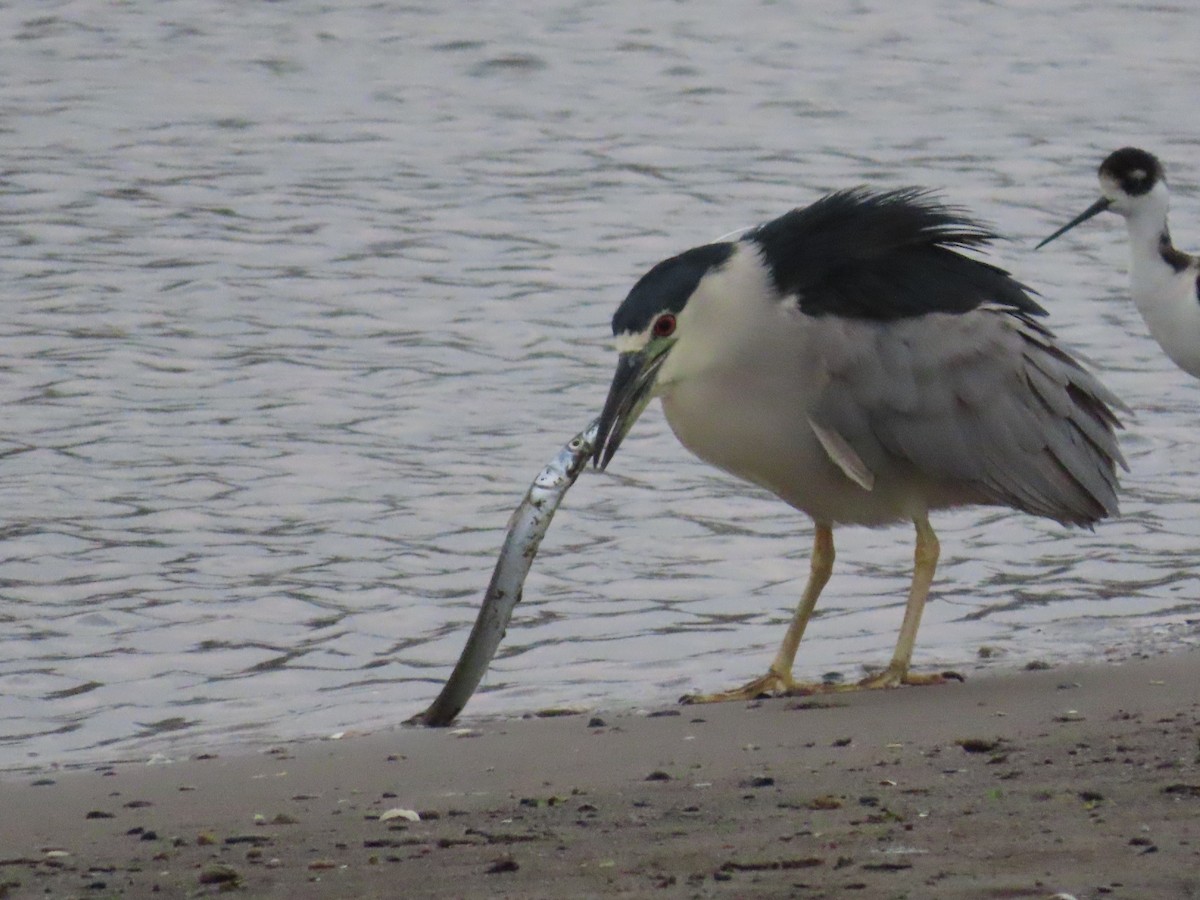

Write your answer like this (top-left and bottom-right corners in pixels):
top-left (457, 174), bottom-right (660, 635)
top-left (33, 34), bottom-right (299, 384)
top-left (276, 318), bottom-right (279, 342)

top-left (957, 738), bottom-right (1001, 754)
top-left (808, 795), bottom-right (843, 810)
top-left (198, 864), bottom-right (240, 886)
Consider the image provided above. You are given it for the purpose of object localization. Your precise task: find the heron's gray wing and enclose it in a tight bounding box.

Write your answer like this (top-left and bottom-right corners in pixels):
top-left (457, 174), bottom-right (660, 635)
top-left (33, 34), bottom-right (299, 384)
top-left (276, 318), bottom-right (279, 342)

top-left (810, 307), bottom-right (1124, 526)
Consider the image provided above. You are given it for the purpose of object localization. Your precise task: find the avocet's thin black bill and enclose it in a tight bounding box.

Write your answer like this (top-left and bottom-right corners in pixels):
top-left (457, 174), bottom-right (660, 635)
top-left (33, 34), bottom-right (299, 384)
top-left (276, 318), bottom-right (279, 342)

top-left (1035, 197), bottom-right (1112, 249)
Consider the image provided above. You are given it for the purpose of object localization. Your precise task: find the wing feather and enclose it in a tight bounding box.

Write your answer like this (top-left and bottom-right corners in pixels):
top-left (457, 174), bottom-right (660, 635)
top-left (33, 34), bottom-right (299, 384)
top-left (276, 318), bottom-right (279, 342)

top-left (812, 308), bottom-right (1123, 525)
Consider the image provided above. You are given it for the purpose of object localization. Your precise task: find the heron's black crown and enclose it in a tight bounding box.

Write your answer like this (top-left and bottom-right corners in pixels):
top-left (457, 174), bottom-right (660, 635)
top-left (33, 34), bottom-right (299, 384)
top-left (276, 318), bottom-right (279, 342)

top-left (1099, 147), bottom-right (1164, 197)
top-left (612, 242), bottom-right (734, 335)
top-left (611, 188), bottom-right (1045, 333)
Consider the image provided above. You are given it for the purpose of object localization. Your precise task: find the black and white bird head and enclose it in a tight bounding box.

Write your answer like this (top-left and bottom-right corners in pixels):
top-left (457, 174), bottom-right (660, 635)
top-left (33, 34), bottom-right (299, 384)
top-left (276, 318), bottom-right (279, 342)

top-left (1037, 147), bottom-right (1170, 248)
top-left (593, 188), bottom-right (1045, 469)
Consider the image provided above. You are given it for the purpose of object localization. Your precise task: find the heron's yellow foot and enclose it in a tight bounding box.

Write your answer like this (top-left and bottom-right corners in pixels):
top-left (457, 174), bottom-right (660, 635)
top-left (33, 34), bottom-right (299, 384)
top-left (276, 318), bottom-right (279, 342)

top-left (852, 667), bottom-right (965, 690)
top-left (680, 670), bottom-right (800, 704)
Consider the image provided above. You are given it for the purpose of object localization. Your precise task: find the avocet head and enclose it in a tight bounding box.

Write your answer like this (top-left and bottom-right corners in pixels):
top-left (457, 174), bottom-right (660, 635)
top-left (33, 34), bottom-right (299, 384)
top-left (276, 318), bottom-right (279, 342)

top-left (1096, 147), bottom-right (1167, 214)
top-left (1037, 147), bottom-right (1169, 248)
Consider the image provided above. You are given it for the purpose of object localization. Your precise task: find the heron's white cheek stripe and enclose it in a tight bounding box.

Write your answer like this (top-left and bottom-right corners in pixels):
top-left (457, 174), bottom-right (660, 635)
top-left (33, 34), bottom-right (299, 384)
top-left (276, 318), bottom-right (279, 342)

top-left (614, 332), bottom-right (649, 354)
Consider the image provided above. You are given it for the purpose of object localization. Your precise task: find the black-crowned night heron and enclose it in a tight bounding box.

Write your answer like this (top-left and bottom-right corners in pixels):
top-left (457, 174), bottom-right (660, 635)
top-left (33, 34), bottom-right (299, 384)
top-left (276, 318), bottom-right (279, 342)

top-left (1038, 147), bottom-right (1200, 379)
top-left (593, 187), bottom-right (1126, 702)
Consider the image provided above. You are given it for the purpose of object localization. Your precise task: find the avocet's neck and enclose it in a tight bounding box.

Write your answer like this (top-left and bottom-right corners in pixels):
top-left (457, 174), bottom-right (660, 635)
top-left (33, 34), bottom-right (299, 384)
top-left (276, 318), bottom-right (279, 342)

top-left (1120, 183), bottom-right (1200, 378)
top-left (1120, 180), bottom-right (1172, 256)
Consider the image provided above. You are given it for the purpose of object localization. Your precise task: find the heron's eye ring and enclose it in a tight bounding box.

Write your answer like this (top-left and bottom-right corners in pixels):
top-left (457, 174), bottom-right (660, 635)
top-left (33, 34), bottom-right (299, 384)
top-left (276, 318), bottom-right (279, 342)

top-left (652, 314), bottom-right (677, 338)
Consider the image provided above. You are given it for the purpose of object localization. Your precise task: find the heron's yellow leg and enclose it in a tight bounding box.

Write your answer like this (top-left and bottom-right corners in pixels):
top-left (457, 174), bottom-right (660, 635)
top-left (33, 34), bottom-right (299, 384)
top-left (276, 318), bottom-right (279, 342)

top-left (768, 523), bottom-right (835, 682)
top-left (683, 525), bottom-right (834, 703)
top-left (856, 516), bottom-right (949, 689)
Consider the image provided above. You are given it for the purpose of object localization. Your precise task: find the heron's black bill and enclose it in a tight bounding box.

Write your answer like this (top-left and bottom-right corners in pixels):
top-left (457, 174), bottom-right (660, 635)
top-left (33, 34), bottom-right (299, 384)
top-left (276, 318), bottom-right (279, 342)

top-left (1035, 197), bottom-right (1112, 249)
top-left (593, 349), bottom-right (667, 470)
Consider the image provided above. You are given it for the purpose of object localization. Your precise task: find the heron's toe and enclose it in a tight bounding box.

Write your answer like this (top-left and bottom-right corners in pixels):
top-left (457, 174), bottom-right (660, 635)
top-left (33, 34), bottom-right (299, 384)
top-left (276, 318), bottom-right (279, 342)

top-left (680, 671), bottom-right (796, 704)
top-left (854, 668), bottom-right (965, 690)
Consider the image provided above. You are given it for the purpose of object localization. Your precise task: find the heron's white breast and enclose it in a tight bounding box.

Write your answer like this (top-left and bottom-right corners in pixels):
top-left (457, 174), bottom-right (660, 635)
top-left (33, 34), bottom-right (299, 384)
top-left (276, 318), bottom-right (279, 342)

top-left (657, 312), bottom-right (953, 527)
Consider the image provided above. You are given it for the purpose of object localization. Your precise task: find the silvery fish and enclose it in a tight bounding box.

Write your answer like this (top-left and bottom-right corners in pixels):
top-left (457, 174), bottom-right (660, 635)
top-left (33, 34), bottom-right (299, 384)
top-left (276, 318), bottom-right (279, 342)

top-left (410, 419), bottom-right (600, 727)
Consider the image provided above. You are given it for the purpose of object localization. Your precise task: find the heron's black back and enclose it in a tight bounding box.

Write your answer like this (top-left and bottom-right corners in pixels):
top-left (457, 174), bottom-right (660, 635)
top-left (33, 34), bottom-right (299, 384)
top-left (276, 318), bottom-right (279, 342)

top-left (749, 188), bottom-right (1046, 321)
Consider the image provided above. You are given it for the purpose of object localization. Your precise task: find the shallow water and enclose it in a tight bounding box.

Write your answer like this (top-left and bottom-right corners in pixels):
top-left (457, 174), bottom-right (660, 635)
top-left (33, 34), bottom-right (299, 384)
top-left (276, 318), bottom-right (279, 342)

top-left (2, 0), bottom-right (1198, 770)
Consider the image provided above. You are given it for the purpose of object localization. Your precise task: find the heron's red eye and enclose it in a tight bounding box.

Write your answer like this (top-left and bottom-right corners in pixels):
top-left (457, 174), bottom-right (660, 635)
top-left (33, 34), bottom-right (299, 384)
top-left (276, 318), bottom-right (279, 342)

top-left (652, 314), bottom-right (676, 338)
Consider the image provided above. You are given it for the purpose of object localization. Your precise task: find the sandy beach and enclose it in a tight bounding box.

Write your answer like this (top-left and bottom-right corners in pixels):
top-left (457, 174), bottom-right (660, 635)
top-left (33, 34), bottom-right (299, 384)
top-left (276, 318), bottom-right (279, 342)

top-left (1, 650), bottom-right (1197, 899)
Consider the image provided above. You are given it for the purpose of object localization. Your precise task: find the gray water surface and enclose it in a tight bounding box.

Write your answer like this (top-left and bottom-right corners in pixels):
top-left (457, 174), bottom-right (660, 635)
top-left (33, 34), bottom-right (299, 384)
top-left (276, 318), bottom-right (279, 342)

top-left (2, 0), bottom-right (1199, 771)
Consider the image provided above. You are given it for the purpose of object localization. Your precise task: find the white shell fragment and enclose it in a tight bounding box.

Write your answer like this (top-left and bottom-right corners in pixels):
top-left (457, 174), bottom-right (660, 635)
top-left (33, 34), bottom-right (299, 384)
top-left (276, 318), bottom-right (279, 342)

top-left (379, 808), bottom-right (421, 823)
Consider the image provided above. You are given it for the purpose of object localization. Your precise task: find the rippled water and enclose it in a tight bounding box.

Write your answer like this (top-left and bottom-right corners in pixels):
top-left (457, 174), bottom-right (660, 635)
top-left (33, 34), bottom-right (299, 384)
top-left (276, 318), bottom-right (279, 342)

top-left (2, 0), bottom-right (1199, 771)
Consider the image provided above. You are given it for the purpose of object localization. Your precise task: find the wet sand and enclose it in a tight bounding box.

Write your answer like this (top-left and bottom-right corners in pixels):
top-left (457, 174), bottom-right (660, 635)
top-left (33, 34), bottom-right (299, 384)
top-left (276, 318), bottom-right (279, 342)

top-left (2, 650), bottom-right (1198, 899)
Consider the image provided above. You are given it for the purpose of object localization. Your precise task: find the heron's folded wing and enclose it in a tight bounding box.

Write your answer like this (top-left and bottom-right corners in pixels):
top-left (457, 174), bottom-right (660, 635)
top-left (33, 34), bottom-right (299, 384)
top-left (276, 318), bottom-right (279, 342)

top-left (811, 308), bottom-right (1123, 526)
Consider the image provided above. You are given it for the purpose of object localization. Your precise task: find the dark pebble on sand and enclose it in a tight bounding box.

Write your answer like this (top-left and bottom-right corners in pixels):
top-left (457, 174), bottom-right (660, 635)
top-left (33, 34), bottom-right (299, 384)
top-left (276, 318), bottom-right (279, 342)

top-left (198, 864), bottom-right (240, 885)
top-left (957, 738), bottom-right (1002, 754)
top-left (486, 856), bottom-right (519, 874)
top-left (1162, 783), bottom-right (1200, 797)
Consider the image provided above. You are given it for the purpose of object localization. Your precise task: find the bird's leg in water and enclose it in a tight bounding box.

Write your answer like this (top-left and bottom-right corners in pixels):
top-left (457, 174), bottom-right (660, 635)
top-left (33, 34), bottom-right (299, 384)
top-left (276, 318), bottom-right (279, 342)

top-left (682, 524), bottom-right (835, 703)
top-left (855, 516), bottom-right (958, 689)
